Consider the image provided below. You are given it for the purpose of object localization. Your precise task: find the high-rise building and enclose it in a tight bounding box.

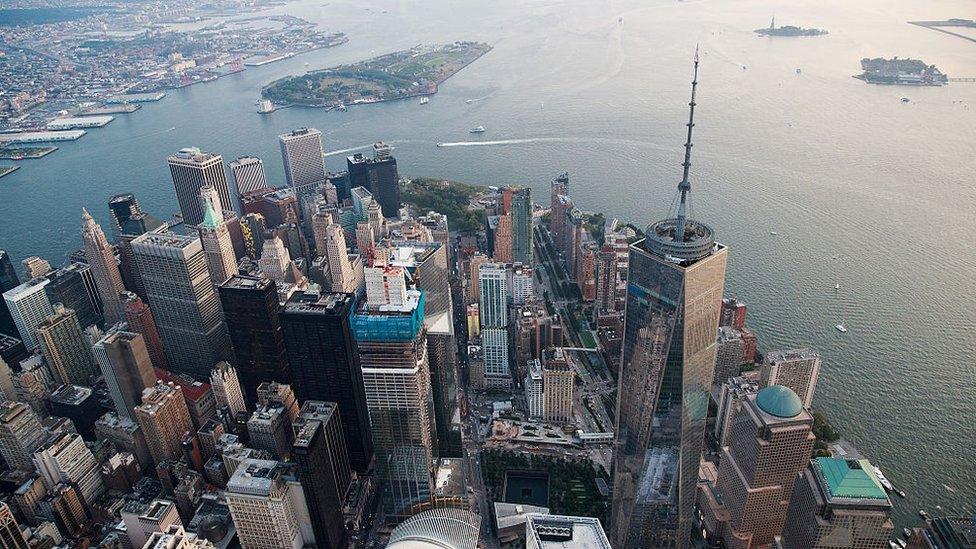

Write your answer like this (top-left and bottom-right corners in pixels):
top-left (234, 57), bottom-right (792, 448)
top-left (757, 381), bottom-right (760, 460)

top-left (542, 348), bottom-right (574, 423)
top-left (36, 304), bottom-right (96, 386)
top-left (703, 386), bottom-right (815, 547)
top-left (48, 384), bottom-right (100, 440)
top-left (385, 243), bottom-right (452, 317)
top-left (575, 244), bottom-right (597, 301)
top-left (121, 499), bottom-right (182, 549)
top-left (240, 212), bottom-right (267, 259)
top-left (713, 375), bottom-right (761, 447)
top-left (131, 230), bottom-right (233, 378)
top-left (81, 208), bottom-right (126, 324)
top-left (425, 310), bottom-right (460, 457)
top-left (712, 326), bottom-right (745, 387)
top-left (353, 278), bottom-right (433, 518)
top-left (280, 289), bottom-right (373, 473)
top-left (256, 381), bottom-right (299, 424)
top-left (347, 143), bottom-right (401, 217)
top-left (257, 236), bottom-right (302, 284)
top-left (217, 274), bottom-right (289, 403)
top-left (32, 432), bottom-right (105, 506)
top-left (511, 264), bottom-right (533, 306)
top-left (43, 263), bottom-right (100, 331)
top-left (117, 204), bottom-right (167, 302)
top-left (491, 214), bottom-right (513, 263)
top-left (135, 382), bottom-right (195, 466)
top-left (0, 250), bottom-right (20, 338)
top-left (108, 193), bottom-right (140, 237)
top-left (3, 277), bottom-right (54, 349)
top-left (167, 147), bottom-right (233, 226)
top-left (0, 401), bottom-right (46, 471)
top-left (778, 458), bottom-right (893, 549)
top-left (292, 400), bottom-right (351, 549)
top-left (279, 128), bottom-right (327, 192)
top-left (8, 354), bottom-right (51, 415)
top-left (479, 263), bottom-right (509, 389)
top-left (525, 359), bottom-right (544, 419)
top-left (197, 186), bottom-right (238, 286)
top-left (594, 243), bottom-right (618, 320)
top-left (121, 292), bottom-right (167, 369)
top-left (323, 223), bottom-right (358, 293)
top-left (466, 253), bottom-right (488, 305)
top-left (511, 187), bottom-right (533, 265)
top-left (611, 54), bottom-right (729, 549)
top-left (21, 257), bottom-right (50, 279)
top-left (525, 514), bottom-right (612, 549)
top-left (210, 361), bottom-right (247, 420)
top-left (0, 501), bottom-right (28, 548)
top-left (96, 412), bottom-right (153, 470)
top-left (247, 405), bottom-right (292, 460)
top-left (720, 297), bottom-right (748, 330)
top-left (760, 349), bottom-right (821, 410)
top-left (225, 459), bottom-right (316, 549)
top-left (231, 156), bottom-right (270, 196)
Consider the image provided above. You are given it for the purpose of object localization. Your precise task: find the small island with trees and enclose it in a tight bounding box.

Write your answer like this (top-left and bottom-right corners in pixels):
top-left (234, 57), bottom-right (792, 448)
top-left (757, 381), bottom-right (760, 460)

top-left (755, 17), bottom-right (828, 36)
top-left (262, 41), bottom-right (492, 108)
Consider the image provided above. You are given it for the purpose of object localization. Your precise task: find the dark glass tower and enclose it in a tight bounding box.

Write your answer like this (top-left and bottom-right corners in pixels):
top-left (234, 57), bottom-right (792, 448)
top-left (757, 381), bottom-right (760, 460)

top-left (217, 273), bottom-right (289, 405)
top-left (44, 263), bottom-right (101, 330)
top-left (347, 143), bottom-right (401, 218)
top-left (0, 250), bottom-right (21, 337)
top-left (611, 52), bottom-right (728, 549)
top-left (280, 289), bottom-right (373, 473)
top-left (292, 400), bottom-right (351, 549)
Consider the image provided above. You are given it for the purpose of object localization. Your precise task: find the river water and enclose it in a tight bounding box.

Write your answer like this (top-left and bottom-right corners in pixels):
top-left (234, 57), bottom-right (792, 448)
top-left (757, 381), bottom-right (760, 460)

top-left (2, 0), bottom-right (974, 527)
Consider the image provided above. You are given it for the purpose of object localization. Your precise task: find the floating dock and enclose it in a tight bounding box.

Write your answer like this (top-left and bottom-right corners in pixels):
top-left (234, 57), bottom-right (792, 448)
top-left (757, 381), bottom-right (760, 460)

top-left (81, 104), bottom-right (141, 115)
top-left (0, 130), bottom-right (87, 145)
top-left (47, 116), bottom-right (114, 130)
top-left (105, 92), bottom-right (166, 103)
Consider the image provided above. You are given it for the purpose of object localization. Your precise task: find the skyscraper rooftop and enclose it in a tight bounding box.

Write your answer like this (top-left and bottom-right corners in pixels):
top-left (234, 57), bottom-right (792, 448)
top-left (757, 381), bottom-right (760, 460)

top-left (812, 457), bottom-right (889, 503)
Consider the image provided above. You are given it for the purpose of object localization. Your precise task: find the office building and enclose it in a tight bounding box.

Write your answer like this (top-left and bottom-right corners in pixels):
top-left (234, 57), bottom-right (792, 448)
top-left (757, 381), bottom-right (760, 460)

top-left (386, 242), bottom-right (452, 318)
top-left (135, 382), bottom-right (195, 466)
top-left (542, 349), bottom-right (574, 423)
top-left (121, 292), bottom-right (167, 369)
top-left (292, 401), bottom-right (351, 549)
top-left (425, 310), bottom-right (461, 457)
top-left (594, 244), bottom-right (618, 320)
top-left (760, 349), bottom-right (821, 409)
top-left (279, 128), bottom-right (327, 192)
top-left (511, 187), bottom-right (533, 265)
top-left (525, 359), bottom-right (544, 419)
top-left (387, 508), bottom-right (481, 549)
top-left (153, 368), bottom-right (218, 431)
top-left (576, 244), bottom-right (597, 301)
top-left (131, 230), bottom-right (233, 378)
top-left (32, 432), bottom-right (105, 506)
top-left (217, 274), bottom-right (289, 404)
top-left (347, 143), bottom-right (401, 217)
top-left (117, 204), bottom-right (167, 301)
top-left (323, 222), bottom-right (359, 293)
top-left (904, 516), bottom-right (976, 549)
top-left (240, 212), bottom-right (267, 259)
top-left (720, 297), bottom-right (748, 330)
top-left (511, 264), bottom-right (533, 306)
top-left (713, 375), bottom-right (761, 447)
top-left (167, 147), bottom-right (233, 226)
top-left (36, 304), bottom-right (96, 385)
top-left (247, 406), bottom-right (292, 460)
top-left (8, 354), bottom-right (51, 415)
top-left (525, 513), bottom-right (612, 549)
top-left (611, 56), bottom-right (728, 549)
top-left (257, 236), bottom-right (302, 284)
top-left (231, 156), bottom-right (270, 196)
top-left (197, 186), bottom-right (238, 286)
top-left (703, 386), bottom-right (815, 547)
top-left (225, 459), bottom-right (315, 549)
top-left (713, 326), bottom-right (745, 387)
top-left (353, 278), bottom-right (433, 518)
top-left (108, 193), bottom-right (140, 237)
top-left (210, 362), bottom-right (247, 419)
top-left (95, 412), bottom-right (152, 470)
top-left (0, 401), bottom-right (46, 470)
top-left (0, 501), bottom-right (28, 548)
top-left (778, 458), bottom-right (893, 549)
top-left (491, 214), bottom-right (513, 263)
top-left (479, 263), bottom-right (510, 389)
top-left (280, 289), bottom-right (373, 473)
top-left (121, 499), bottom-right (182, 549)
top-left (48, 384), bottom-right (100, 440)
top-left (21, 257), bottom-right (50, 279)
top-left (43, 263), bottom-right (99, 331)
top-left (3, 277), bottom-right (53, 349)
top-left (242, 187), bottom-right (300, 229)
top-left (0, 251), bottom-right (20, 338)
top-left (466, 253), bottom-right (489, 305)
top-left (256, 381), bottom-right (299, 424)
top-left (81, 208), bottom-right (126, 324)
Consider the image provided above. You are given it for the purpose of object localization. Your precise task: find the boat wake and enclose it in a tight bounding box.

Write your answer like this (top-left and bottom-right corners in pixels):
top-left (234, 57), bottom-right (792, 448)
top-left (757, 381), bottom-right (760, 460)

top-left (324, 144), bottom-right (373, 157)
top-left (437, 137), bottom-right (573, 147)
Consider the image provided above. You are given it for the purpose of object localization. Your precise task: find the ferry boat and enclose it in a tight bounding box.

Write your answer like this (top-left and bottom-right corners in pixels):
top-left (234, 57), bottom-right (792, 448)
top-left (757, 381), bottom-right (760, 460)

top-left (835, 284), bottom-right (841, 290)
top-left (420, 96), bottom-right (430, 105)
top-left (469, 126), bottom-right (486, 133)
top-left (835, 324), bottom-right (848, 333)
top-left (258, 99), bottom-right (275, 114)
top-left (873, 466), bottom-right (894, 491)
top-left (901, 97), bottom-right (911, 103)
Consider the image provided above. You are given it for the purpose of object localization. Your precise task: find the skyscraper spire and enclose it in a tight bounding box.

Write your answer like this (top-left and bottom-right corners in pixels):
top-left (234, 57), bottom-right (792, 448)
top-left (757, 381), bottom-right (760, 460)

top-left (675, 46), bottom-right (699, 242)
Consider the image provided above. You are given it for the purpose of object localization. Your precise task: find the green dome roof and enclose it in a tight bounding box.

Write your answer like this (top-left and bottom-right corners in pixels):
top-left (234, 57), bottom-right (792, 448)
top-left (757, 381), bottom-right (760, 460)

top-left (755, 385), bottom-right (803, 418)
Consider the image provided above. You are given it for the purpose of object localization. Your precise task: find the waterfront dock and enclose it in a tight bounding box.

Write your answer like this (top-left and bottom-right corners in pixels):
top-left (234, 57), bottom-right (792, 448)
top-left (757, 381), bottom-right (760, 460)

top-left (0, 130), bottom-right (87, 145)
top-left (81, 104), bottom-right (141, 115)
top-left (105, 92), bottom-right (166, 103)
top-left (46, 116), bottom-right (114, 130)
top-left (0, 166), bottom-right (20, 178)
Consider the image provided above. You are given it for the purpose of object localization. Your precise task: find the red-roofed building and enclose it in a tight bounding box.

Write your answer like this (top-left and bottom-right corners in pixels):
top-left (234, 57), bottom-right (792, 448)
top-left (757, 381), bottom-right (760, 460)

top-left (153, 368), bottom-right (217, 430)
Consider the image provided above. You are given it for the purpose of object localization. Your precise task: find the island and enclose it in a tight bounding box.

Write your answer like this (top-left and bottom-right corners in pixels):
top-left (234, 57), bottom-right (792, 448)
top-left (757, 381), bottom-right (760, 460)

top-left (262, 41), bottom-right (492, 108)
top-left (754, 18), bottom-right (827, 36)
top-left (855, 57), bottom-right (948, 86)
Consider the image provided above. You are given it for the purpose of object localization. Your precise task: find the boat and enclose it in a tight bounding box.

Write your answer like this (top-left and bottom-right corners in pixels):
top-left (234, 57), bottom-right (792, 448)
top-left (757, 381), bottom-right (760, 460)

top-left (888, 542), bottom-right (899, 549)
top-left (872, 466), bottom-right (894, 491)
top-left (835, 324), bottom-right (848, 333)
top-left (796, 68), bottom-right (802, 74)
top-left (896, 489), bottom-right (906, 498)
top-left (901, 97), bottom-right (911, 103)
top-left (257, 99), bottom-right (275, 114)
top-left (469, 126), bottom-right (486, 133)
top-left (436, 142), bottom-right (445, 147)
top-left (919, 509), bottom-right (931, 520)
top-left (336, 104), bottom-right (347, 112)
top-left (835, 284), bottom-right (841, 290)
top-left (770, 231), bottom-right (778, 235)
top-left (466, 99), bottom-right (473, 104)
top-left (420, 96), bottom-right (429, 105)
top-left (903, 528), bottom-right (913, 538)
top-left (896, 540), bottom-right (907, 548)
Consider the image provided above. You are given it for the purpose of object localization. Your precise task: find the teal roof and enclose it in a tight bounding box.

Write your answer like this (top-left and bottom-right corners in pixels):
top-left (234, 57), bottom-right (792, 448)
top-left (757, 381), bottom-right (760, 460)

top-left (814, 458), bottom-right (888, 501)
top-left (201, 197), bottom-right (220, 228)
top-left (755, 385), bottom-right (803, 418)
